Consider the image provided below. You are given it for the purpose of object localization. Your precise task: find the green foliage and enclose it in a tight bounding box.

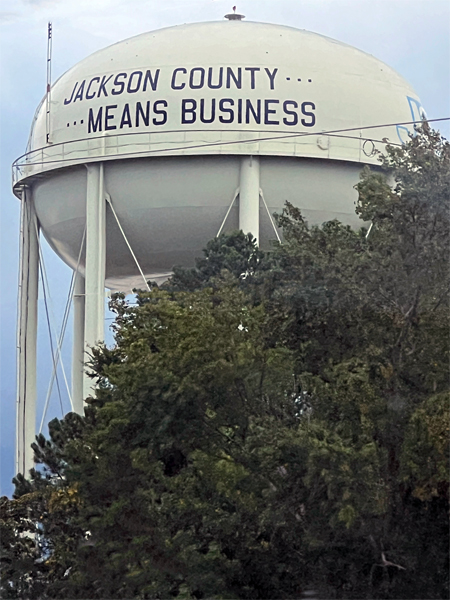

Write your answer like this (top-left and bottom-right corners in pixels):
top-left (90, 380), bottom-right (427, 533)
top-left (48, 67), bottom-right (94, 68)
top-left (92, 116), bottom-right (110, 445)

top-left (401, 392), bottom-right (449, 501)
top-left (2, 128), bottom-right (448, 599)
top-left (166, 230), bottom-right (265, 292)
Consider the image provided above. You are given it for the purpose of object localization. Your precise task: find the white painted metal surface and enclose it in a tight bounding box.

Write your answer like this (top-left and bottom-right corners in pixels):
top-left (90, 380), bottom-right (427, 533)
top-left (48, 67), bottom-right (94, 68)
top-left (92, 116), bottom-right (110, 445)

top-left (12, 19), bottom-right (425, 290)
top-left (12, 19), bottom-right (426, 290)
top-left (16, 190), bottom-right (39, 476)
top-left (28, 157), bottom-right (368, 290)
top-left (83, 163), bottom-right (106, 399)
top-left (72, 274), bottom-right (85, 414)
top-left (14, 20), bottom-right (424, 184)
top-left (239, 156), bottom-right (260, 241)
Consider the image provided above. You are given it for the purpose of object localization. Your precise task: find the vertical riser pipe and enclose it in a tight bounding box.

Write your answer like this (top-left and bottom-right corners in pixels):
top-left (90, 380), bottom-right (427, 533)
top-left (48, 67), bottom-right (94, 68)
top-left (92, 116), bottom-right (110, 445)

top-left (83, 164), bottom-right (106, 399)
top-left (239, 156), bottom-right (260, 243)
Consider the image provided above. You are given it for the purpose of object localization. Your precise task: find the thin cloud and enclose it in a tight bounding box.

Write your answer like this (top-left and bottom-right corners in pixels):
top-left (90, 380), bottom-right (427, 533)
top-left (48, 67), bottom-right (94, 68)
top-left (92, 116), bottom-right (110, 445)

top-left (21, 0), bottom-right (59, 4)
top-left (0, 12), bottom-right (21, 22)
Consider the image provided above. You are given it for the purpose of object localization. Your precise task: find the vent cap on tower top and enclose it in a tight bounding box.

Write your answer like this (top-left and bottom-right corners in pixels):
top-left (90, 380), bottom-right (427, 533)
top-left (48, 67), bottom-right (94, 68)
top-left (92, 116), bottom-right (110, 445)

top-left (225, 6), bottom-right (244, 20)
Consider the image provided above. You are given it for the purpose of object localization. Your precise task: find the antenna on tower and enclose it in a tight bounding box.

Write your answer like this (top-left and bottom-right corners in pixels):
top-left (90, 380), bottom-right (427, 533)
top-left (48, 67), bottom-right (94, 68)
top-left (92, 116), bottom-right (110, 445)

top-left (46, 22), bottom-right (52, 144)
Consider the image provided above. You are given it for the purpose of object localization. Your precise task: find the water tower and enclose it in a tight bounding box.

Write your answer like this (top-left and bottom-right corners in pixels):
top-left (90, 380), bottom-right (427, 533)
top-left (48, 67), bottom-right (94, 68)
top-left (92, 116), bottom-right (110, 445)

top-left (13, 14), bottom-right (425, 474)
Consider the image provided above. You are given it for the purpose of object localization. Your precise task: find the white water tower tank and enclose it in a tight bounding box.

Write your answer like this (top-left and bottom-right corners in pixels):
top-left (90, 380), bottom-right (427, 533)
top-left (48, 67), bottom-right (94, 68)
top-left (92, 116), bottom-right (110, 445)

top-left (13, 16), bottom-right (425, 289)
top-left (13, 15), bottom-right (425, 474)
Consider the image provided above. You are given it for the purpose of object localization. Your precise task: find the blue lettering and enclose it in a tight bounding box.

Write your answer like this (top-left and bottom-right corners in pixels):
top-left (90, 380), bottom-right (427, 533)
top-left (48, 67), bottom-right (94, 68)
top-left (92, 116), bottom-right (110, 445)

top-left (120, 103), bottom-right (132, 128)
top-left (105, 105), bottom-right (117, 130)
top-left (245, 67), bottom-right (260, 89)
top-left (88, 106), bottom-right (102, 133)
top-left (73, 80), bottom-right (86, 102)
top-left (127, 71), bottom-right (142, 94)
top-left (245, 99), bottom-right (261, 124)
top-left (171, 68), bottom-right (187, 90)
top-left (64, 81), bottom-right (78, 105)
top-left (301, 102), bottom-right (316, 127)
top-left (264, 99), bottom-right (279, 125)
top-left (143, 69), bottom-right (160, 92)
top-left (136, 101), bottom-right (150, 126)
top-left (265, 68), bottom-right (278, 90)
top-left (189, 67), bottom-right (205, 90)
top-left (226, 67), bottom-right (242, 89)
top-left (97, 75), bottom-right (113, 98)
top-left (111, 73), bottom-right (127, 96)
top-left (182, 99), bottom-right (196, 124)
top-left (219, 98), bottom-right (234, 124)
top-left (200, 98), bottom-right (215, 123)
top-left (283, 100), bottom-right (298, 126)
top-left (86, 77), bottom-right (100, 100)
top-left (153, 100), bottom-right (168, 125)
top-left (208, 67), bottom-right (223, 89)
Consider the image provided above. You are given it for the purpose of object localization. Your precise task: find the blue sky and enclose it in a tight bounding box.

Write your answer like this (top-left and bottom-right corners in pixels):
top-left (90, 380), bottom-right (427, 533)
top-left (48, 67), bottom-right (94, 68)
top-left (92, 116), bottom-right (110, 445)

top-left (1, 0), bottom-right (449, 497)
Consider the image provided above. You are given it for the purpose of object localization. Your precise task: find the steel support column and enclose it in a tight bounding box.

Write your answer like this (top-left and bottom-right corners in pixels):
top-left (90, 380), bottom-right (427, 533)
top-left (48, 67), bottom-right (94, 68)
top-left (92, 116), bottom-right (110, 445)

top-left (72, 274), bottom-right (85, 413)
top-left (83, 163), bottom-right (106, 399)
top-left (239, 156), bottom-right (260, 243)
top-left (16, 188), bottom-right (39, 476)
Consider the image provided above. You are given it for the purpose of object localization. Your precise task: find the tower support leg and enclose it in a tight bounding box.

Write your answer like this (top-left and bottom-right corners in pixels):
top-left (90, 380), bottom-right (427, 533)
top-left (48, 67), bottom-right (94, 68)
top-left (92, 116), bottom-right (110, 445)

top-left (239, 156), bottom-right (260, 243)
top-left (72, 274), bottom-right (85, 414)
top-left (16, 188), bottom-right (39, 476)
top-left (83, 163), bottom-right (106, 399)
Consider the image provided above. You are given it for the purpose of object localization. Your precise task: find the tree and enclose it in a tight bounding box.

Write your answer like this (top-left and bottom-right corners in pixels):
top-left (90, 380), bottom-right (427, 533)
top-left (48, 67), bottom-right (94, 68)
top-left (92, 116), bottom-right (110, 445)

top-left (2, 127), bottom-right (448, 599)
top-left (261, 126), bottom-right (449, 598)
top-left (166, 230), bottom-right (266, 292)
